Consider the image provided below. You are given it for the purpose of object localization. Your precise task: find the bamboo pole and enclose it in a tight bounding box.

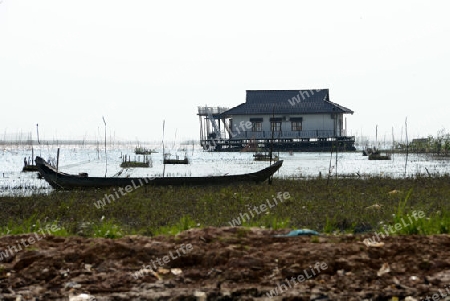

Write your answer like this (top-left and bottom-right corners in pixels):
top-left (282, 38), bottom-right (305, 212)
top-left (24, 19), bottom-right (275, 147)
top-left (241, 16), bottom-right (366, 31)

top-left (404, 117), bottom-right (409, 177)
top-left (102, 117), bottom-right (107, 177)
top-left (36, 123), bottom-right (40, 144)
top-left (162, 120), bottom-right (166, 177)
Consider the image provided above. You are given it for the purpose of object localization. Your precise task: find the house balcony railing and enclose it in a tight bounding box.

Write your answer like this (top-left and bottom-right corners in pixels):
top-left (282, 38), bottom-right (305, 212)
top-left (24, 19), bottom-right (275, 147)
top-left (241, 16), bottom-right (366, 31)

top-left (228, 130), bottom-right (346, 140)
top-left (197, 106), bottom-right (229, 116)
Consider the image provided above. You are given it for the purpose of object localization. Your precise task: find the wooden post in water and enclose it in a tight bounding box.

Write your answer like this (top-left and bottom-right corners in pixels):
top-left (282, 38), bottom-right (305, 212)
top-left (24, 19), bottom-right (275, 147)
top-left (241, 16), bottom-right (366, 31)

top-left (162, 120), bottom-right (166, 178)
top-left (335, 137), bottom-right (338, 180)
top-left (391, 126), bottom-right (395, 160)
top-left (36, 123), bottom-right (40, 144)
top-left (375, 124), bottom-right (378, 149)
top-left (404, 117), bottom-right (408, 177)
top-left (102, 117), bottom-right (107, 177)
top-left (268, 106), bottom-right (275, 185)
top-left (327, 136), bottom-right (333, 186)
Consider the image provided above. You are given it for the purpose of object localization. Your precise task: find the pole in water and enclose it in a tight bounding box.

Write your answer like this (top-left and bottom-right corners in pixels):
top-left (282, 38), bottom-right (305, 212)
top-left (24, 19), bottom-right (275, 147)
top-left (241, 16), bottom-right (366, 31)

top-left (268, 106), bottom-right (275, 185)
top-left (404, 117), bottom-right (408, 177)
top-left (162, 120), bottom-right (166, 177)
top-left (36, 124), bottom-right (40, 144)
top-left (102, 116), bottom-right (107, 177)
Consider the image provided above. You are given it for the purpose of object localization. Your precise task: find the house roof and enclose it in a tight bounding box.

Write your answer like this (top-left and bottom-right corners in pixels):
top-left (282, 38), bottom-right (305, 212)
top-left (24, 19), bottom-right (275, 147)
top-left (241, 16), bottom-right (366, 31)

top-left (221, 89), bottom-right (354, 116)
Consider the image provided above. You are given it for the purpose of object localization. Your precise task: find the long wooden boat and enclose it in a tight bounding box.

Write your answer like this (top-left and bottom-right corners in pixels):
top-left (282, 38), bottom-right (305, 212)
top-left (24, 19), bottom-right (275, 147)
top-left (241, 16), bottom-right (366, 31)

top-left (163, 158), bottom-right (189, 164)
top-left (368, 153), bottom-right (391, 160)
top-left (253, 152), bottom-right (279, 162)
top-left (22, 164), bottom-right (39, 172)
top-left (22, 156), bottom-right (38, 172)
top-left (163, 153), bottom-right (189, 164)
top-left (134, 147), bottom-right (154, 155)
top-left (120, 161), bottom-right (151, 168)
top-left (35, 156), bottom-right (283, 189)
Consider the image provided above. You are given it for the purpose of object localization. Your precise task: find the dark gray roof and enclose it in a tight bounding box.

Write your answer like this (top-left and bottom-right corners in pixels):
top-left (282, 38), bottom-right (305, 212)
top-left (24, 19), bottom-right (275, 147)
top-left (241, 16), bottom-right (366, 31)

top-left (222, 89), bottom-right (353, 116)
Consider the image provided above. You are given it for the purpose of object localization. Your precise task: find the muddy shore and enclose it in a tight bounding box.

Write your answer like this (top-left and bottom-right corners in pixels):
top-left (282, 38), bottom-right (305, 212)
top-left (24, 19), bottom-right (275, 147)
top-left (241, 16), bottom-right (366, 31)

top-left (1, 227), bottom-right (450, 300)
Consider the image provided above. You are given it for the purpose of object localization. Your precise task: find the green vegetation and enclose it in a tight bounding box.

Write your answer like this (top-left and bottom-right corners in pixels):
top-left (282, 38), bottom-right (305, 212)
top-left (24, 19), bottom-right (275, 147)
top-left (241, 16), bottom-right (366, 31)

top-left (389, 189), bottom-right (450, 235)
top-left (1, 176), bottom-right (450, 237)
top-left (91, 219), bottom-right (124, 239)
top-left (153, 215), bottom-right (197, 236)
top-left (1, 214), bottom-right (70, 236)
top-left (398, 129), bottom-right (450, 156)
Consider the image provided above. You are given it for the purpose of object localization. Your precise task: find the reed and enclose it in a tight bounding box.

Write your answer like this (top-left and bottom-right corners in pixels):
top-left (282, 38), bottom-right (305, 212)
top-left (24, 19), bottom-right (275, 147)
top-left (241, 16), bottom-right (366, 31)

top-left (1, 176), bottom-right (450, 237)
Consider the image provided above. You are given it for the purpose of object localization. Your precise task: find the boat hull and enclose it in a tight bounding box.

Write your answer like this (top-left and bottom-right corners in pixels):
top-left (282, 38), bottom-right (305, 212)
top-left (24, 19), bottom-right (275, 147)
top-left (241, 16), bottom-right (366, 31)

top-left (35, 156), bottom-right (283, 189)
top-left (368, 155), bottom-right (391, 160)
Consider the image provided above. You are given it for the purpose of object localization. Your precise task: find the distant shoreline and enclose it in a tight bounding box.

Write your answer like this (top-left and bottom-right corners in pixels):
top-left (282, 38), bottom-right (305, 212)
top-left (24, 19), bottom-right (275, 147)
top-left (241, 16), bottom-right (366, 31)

top-left (0, 139), bottom-right (199, 146)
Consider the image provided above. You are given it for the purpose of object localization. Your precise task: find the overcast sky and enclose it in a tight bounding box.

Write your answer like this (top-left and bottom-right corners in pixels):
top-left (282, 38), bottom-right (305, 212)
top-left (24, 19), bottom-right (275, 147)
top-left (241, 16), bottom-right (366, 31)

top-left (0, 1), bottom-right (448, 144)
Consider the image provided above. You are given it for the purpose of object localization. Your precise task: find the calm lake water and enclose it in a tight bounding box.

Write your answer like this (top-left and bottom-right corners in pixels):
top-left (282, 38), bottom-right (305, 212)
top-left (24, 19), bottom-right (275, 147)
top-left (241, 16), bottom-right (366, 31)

top-left (1, 143), bottom-right (449, 196)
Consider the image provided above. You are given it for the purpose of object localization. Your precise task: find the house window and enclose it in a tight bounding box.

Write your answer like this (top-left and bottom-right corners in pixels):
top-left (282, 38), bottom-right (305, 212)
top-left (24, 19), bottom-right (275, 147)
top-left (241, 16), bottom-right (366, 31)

top-left (250, 118), bottom-right (263, 132)
top-left (291, 122), bottom-right (302, 131)
top-left (290, 117), bottom-right (303, 131)
top-left (271, 122), bottom-right (281, 132)
top-left (252, 122), bottom-right (262, 132)
top-left (270, 118), bottom-right (282, 132)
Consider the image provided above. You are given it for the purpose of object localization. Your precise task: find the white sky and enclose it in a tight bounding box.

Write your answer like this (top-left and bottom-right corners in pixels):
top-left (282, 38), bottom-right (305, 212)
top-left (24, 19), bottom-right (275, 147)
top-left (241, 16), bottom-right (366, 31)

top-left (1, 0), bottom-right (449, 143)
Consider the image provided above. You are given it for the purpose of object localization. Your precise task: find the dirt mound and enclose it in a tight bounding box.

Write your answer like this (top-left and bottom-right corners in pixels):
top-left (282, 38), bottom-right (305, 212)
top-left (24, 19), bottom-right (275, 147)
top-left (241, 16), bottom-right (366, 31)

top-left (1, 227), bottom-right (450, 300)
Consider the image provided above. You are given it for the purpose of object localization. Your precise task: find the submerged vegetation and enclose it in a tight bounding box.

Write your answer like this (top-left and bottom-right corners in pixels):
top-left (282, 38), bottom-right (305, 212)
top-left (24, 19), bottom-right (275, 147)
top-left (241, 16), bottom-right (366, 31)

top-left (1, 176), bottom-right (450, 237)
